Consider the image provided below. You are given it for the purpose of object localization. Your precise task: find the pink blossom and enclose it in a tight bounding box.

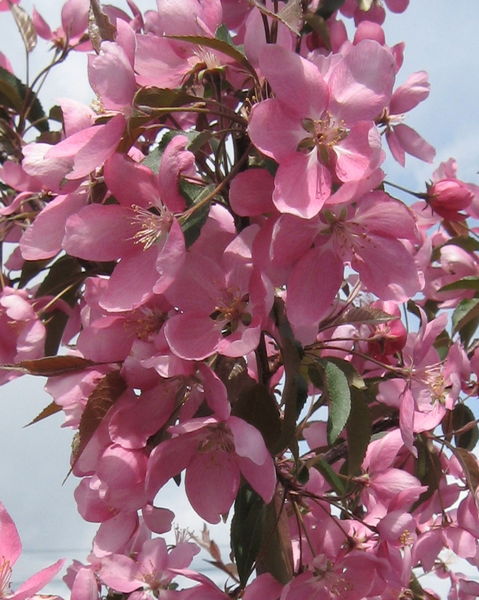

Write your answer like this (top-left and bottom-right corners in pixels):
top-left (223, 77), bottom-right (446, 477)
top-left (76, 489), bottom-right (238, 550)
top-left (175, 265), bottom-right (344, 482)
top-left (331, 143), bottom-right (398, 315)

top-left (0, 502), bottom-right (63, 600)
top-left (146, 416), bottom-right (276, 523)
top-left (0, 287), bottom-right (46, 384)
top-left (99, 537), bottom-right (199, 595)
top-left (271, 192), bottom-right (421, 341)
top-left (164, 243), bottom-right (272, 360)
top-left (248, 41), bottom-right (395, 217)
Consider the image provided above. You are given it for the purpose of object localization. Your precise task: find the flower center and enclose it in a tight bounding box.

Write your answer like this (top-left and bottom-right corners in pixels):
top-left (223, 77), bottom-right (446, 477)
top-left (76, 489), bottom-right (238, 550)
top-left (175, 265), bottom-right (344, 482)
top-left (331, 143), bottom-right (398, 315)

top-left (199, 423), bottom-right (235, 454)
top-left (130, 204), bottom-right (174, 250)
top-left (124, 306), bottom-right (167, 341)
top-left (413, 362), bottom-right (448, 406)
top-left (299, 112), bottom-right (349, 160)
top-left (0, 557), bottom-right (12, 597)
top-left (209, 289), bottom-right (251, 336)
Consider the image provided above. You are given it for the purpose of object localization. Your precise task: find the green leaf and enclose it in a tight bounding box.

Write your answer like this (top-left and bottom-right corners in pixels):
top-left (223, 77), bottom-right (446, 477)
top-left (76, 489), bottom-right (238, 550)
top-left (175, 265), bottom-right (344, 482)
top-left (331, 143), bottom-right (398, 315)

top-left (323, 360), bottom-right (351, 444)
top-left (433, 328), bottom-right (451, 360)
top-left (271, 298), bottom-right (305, 454)
top-left (303, 12), bottom-right (330, 49)
top-left (345, 389), bottom-right (372, 476)
top-left (442, 236), bottom-right (479, 254)
top-left (321, 356), bottom-right (365, 390)
top-left (439, 276), bottom-right (479, 293)
top-left (18, 258), bottom-right (49, 288)
top-left (167, 35), bottom-right (258, 81)
top-left (313, 457), bottom-right (346, 496)
top-left (452, 298), bottom-right (479, 337)
top-left (215, 24), bottom-right (235, 46)
top-left (179, 182), bottom-right (213, 247)
top-left (314, 0), bottom-right (347, 20)
top-left (452, 403), bottom-right (479, 451)
top-left (255, 492), bottom-right (293, 584)
top-left (231, 484), bottom-right (265, 586)
top-left (232, 383), bottom-right (281, 453)
top-left (0, 67), bottom-right (48, 132)
top-left (413, 435), bottom-right (442, 506)
top-left (134, 87), bottom-right (200, 111)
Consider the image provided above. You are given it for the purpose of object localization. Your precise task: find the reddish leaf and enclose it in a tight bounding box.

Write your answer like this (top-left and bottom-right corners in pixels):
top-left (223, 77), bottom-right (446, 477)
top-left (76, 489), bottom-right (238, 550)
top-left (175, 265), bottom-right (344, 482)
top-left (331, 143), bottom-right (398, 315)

top-left (2, 356), bottom-right (94, 377)
top-left (72, 370), bottom-right (126, 464)
top-left (25, 401), bottom-right (62, 427)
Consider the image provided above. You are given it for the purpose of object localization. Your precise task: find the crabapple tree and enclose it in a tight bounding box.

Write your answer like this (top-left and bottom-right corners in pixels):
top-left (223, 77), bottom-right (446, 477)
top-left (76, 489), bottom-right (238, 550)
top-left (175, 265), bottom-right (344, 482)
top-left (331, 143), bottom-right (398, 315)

top-left (0, 0), bottom-right (479, 598)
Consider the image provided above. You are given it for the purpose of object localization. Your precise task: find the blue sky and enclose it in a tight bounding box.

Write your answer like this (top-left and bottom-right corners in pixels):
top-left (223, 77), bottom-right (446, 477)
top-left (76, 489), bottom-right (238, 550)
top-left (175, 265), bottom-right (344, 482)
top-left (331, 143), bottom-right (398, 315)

top-left (0, 1), bottom-right (478, 597)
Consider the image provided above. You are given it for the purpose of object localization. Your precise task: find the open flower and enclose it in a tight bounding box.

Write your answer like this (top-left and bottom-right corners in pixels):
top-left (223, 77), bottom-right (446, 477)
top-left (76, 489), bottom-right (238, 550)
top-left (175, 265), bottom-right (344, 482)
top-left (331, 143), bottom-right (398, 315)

top-left (0, 502), bottom-right (63, 600)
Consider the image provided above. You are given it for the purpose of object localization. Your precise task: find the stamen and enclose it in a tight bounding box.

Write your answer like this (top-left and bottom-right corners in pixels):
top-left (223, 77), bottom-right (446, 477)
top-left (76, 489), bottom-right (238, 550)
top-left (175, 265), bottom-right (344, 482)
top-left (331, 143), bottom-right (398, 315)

top-left (130, 204), bottom-right (173, 250)
top-left (0, 556), bottom-right (12, 597)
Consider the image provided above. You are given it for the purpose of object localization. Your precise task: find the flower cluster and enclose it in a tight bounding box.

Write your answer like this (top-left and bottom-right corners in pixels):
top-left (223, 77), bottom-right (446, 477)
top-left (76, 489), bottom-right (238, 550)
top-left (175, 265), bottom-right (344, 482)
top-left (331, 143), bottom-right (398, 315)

top-left (0, 0), bottom-right (478, 598)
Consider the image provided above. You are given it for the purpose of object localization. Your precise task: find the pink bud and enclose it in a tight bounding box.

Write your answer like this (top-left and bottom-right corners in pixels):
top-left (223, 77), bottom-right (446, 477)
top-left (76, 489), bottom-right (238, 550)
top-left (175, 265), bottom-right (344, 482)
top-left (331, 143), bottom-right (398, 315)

top-left (428, 178), bottom-right (473, 220)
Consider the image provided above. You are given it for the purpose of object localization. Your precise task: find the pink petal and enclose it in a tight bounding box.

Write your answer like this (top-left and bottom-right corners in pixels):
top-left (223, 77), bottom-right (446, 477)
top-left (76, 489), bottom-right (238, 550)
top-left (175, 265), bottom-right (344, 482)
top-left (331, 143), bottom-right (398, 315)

top-left (109, 385), bottom-right (177, 449)
top-left (142, 505), bottom-right (175, 534)
top-left (0, 502), bottom-right (21, 566)
top-left (58, 98), bottom-right (95, 136)
top-left (20, 191), bottom-right (86, 260)
top-left (329, 40), bottom-right (395, 122)
top-left (63, 204), bottom-right (136, 261)
top-left (248, 99), bottom-right (305, 161)
top-left (46, 115), bottom-right (125, 180)
top-left (352, 234), bottom-right (421, 301)
top-left (146, 437), bottom-right (197, 499)
top-left (258, 44), bottom-right (329, 117)
top-left (153, 219), bottom-right (186, 295)
top-left (390, 71), bottom-right (430, 115)
top-left (61, 0), bottom-right (90, 42)
top-left (286, 246), bottom-right (343, 343)
top-left (11, 559), bottom-right (64, 600)
top-left (104, 153), bottom-right (160, 208)
top-left (236, 454), bottom-right (276, 504)
top-left (77, 316), bottom-right (134, 363)
top-left (229, 169), bottom-right (276, 217)
top-left (186, 450), bottom-right (240, 523)
top-left (386, 128), bottom-right (406, 166)
top-left (99, 553), bottom-right (142, 592)
top-left (135, 35), bottom-right (187, 88)
top-left (393, 124), bottom-right (436, 163)
top-left (334, 122), bottom-right (381, 182)
top-left (158, 135), bottom-right (195, 212)
top-left (165, 312), bottom-right (220, 360)
top-left (100, 246), bottom-right (159, 312)
top-left (71, 567), bottom-right (99, 600)
top-left (88, 42), bottom-right (136, 112)
top-left (228, 416), bottom-right (270, 465)
top-left (198, 364), bottom-right (231, 420)
top-left (93, 512), bottom-right (139, 558)
top-left (273, 151), bottom-right (332, 218)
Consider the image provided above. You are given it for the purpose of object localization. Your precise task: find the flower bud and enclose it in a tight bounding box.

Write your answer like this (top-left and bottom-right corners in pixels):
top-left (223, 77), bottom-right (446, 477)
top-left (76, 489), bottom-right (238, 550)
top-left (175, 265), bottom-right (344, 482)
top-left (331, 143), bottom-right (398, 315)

top-left (428, 178), bottom-right (473, 220)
